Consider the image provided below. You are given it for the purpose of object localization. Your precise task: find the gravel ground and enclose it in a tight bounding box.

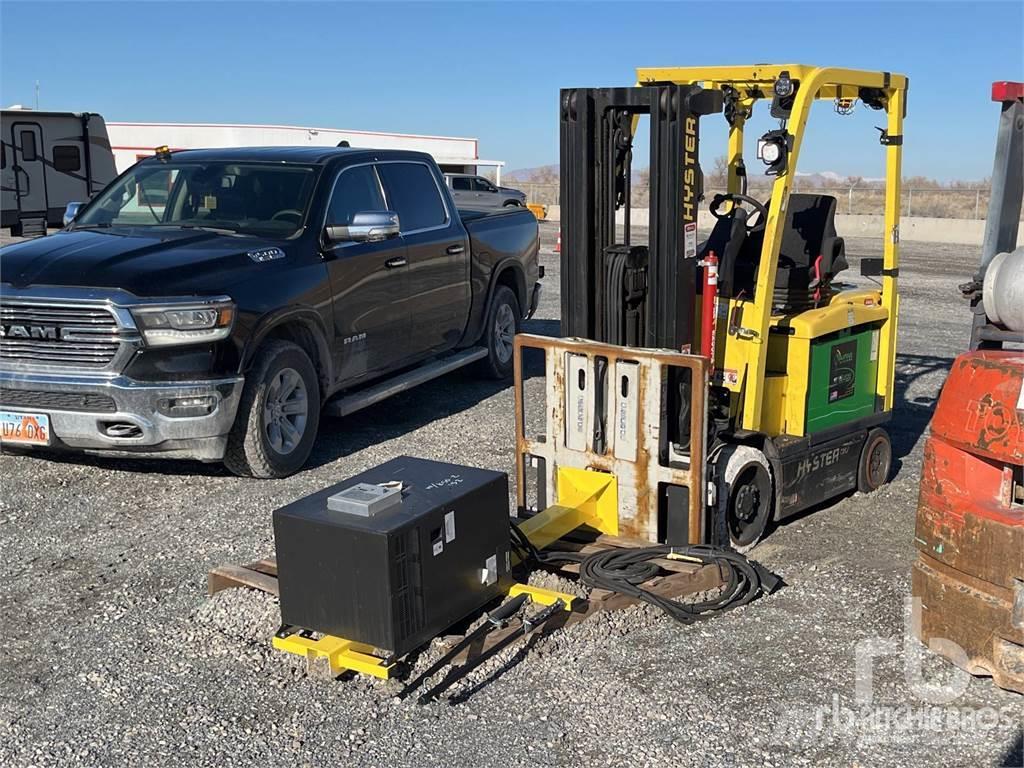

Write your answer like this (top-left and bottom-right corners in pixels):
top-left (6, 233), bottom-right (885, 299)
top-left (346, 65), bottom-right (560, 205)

top-left (1, 222), bottom-right (1022, 767)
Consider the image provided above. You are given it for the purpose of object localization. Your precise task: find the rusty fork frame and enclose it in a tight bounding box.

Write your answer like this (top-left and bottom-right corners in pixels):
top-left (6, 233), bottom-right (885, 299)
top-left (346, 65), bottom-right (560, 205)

top-left (513, 334), bottom-right (710, 545)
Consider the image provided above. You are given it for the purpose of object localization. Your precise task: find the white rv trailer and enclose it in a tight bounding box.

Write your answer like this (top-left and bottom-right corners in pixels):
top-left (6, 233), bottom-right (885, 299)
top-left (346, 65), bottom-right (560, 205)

top-left (1, 109), bottom-right (117, 235)
top-left (106, 122), bottom-right (505, 182)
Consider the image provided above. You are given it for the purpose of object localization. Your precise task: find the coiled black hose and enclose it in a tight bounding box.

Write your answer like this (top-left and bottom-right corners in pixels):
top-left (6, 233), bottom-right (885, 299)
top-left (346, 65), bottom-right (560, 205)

top-left (511, 522), bottom-right (782, 624)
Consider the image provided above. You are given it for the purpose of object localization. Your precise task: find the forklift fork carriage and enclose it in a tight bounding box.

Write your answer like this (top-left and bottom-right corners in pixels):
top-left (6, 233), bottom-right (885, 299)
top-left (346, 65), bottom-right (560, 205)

top-left (514, 334), bottom-right (711, 545)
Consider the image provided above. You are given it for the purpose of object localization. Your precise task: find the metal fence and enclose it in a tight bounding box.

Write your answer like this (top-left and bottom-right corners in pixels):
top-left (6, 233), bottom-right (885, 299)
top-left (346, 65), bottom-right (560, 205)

top-left (508, 182), bottom-right (1011, 220)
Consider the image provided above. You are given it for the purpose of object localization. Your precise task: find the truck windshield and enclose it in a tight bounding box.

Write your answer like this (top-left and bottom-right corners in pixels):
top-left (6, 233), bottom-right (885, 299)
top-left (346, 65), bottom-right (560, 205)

top-left (74, 160), bottom-right (318, 237)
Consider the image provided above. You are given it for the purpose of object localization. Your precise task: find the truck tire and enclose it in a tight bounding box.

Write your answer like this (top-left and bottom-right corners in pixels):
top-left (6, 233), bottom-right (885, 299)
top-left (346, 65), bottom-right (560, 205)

top-left (503, 200), bottom-right (523, 208)
top-left (857, 427), bottom-right (892, 493)
top-left (478, 285), bottom-right (520, 380)
top-left (715, 444), bottom-right (774, 552)
top-left (224, 340), bottom-right (320, 479)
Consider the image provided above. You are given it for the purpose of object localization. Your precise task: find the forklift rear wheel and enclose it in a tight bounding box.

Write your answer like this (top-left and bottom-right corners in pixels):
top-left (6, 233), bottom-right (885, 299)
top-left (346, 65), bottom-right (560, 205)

top-left (857, 427), bottom-right (892, 493)
top-left (716, 444), bottom-right (774, 552)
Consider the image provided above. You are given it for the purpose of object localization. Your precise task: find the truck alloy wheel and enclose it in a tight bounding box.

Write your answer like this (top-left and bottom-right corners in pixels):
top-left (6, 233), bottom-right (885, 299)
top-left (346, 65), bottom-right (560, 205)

top-left (225, 340), bottom-right (320, 478)
top-left (494, 303), bottom-right (516, 365)
top-left (478, 285), bottom-right (521, 379)
top-left (262, 368), bottom-right (309, 455)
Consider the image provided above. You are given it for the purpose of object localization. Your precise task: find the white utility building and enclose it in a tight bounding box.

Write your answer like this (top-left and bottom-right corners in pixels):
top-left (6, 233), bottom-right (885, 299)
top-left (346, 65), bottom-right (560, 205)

top-left (106, 121), bottom-right (504, 182)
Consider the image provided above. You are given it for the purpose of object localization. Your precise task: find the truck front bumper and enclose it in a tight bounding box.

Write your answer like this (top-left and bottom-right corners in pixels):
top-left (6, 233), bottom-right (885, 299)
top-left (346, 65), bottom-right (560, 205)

top-left (0, 371), bottom-right (244, 462)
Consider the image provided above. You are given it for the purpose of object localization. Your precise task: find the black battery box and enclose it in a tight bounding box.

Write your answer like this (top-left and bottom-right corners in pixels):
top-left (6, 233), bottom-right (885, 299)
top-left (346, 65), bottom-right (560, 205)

top-left (273, 456), bottom-right (512, 658)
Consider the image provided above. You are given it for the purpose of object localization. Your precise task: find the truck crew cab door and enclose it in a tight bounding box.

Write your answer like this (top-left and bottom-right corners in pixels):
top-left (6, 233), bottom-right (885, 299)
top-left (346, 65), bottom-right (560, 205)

top-left (377, 161), bottom-right (471, 356)
top-left (323, 163), bottom-right (412, 382)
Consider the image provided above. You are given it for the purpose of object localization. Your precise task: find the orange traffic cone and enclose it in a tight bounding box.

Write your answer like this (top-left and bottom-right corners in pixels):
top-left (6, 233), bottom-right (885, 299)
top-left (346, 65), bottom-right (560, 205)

top-left (554, 229), bottom-right (561, 253)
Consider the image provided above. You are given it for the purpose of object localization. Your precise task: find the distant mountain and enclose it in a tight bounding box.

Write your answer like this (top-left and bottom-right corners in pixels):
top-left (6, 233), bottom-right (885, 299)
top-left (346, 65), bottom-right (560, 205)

top-left (504, 164), bottom-right (559, 182)
top-left (794, 170), bottom-right (885, 186)
top-left (505, 164), bottom-right (885, 186)
top-left (505, 163), bottom-right (646, 184)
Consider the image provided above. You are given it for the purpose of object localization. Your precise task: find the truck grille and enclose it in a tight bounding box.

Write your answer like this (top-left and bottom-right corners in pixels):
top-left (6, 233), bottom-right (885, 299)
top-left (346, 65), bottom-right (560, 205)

top-left (0, 303), bottom-right (122, 369)
top-left (0, 389), bottom-right (117, 413)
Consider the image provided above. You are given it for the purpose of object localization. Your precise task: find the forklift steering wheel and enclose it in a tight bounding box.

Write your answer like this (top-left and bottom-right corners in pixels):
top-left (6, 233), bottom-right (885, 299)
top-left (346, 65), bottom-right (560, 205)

top-left (709, 193), bottom-right (768, 233)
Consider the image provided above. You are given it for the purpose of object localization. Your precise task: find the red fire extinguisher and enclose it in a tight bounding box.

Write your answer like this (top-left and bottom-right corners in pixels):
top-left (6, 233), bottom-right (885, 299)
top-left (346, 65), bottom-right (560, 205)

top-left (699, 252), bottom-right (718, 373)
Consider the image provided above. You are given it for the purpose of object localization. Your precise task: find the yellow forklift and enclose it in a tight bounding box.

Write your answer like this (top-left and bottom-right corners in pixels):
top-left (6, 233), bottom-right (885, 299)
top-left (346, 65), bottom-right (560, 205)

top-left (516, 64), bottom-right (907, 550)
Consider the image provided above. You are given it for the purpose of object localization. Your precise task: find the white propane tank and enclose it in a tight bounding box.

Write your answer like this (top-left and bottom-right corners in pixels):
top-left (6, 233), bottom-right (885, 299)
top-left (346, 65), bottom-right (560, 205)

top-left (982, 245), bottom-right (1024, 332)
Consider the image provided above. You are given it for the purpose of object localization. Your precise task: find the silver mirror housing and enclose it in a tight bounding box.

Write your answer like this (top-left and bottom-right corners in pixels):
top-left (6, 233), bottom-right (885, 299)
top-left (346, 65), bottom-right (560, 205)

top-left (326, 211), bottom-right (400, 244)
top-left (63, 202), bottom-right (84, 227)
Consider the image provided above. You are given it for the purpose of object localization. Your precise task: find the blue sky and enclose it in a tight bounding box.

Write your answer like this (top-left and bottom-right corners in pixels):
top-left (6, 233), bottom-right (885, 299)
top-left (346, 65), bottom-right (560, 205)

top-left (2, 1), bottom-right (1021, 180)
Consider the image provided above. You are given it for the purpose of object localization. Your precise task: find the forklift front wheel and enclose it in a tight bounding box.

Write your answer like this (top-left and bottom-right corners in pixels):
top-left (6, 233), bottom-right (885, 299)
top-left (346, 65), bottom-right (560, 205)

top-left (857, 428), bottom-right (892, 493)
top-left (716, 444), bottom-right (774, 552)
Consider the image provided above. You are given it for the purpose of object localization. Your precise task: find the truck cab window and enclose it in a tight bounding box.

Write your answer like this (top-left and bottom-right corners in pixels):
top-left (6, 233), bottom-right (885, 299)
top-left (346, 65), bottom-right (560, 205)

top-left (472, 177), bottom-right (496, 193)
top-left (377, 162), bottom-right (447, 232)
top-left (451, 176), bottom-right (472, 191)
top-left (327, 165), bottom-right (385, 226)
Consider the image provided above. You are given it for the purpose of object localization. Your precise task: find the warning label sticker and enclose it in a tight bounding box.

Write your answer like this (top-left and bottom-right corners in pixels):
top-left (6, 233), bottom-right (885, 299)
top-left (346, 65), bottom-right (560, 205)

top-left (684, 222), bottom-right (697, 260)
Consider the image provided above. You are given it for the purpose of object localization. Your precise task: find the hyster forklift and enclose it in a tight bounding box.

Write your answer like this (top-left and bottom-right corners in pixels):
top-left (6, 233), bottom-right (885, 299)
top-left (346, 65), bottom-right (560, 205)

top-left (515, 65), bottom-right (907, 550)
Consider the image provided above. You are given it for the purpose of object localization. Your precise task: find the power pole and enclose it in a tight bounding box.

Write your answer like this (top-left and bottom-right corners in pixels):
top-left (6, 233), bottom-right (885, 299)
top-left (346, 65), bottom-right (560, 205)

top-left (35, 80), bottom-right (40, 110)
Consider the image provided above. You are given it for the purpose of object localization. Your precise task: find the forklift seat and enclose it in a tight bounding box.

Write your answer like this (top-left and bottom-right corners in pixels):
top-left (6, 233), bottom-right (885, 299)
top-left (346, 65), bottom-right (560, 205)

top-left (733, 193), bottom-right (848, 310)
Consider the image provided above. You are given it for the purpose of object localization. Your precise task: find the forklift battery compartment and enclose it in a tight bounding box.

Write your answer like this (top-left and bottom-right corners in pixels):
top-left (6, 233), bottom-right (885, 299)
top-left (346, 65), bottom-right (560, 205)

top-left (273, 456), bottom-right (513, 658)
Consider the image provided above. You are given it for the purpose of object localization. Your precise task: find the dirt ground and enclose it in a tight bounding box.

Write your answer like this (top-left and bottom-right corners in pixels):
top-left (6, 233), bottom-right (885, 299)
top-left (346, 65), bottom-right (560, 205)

top-left (0, 222), bottom-right (1021, 767)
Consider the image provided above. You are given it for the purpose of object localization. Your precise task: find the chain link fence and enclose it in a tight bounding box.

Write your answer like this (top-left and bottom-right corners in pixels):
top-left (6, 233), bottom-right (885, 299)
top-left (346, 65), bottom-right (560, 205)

top-left (507, 182), bottom-right (1010, 220)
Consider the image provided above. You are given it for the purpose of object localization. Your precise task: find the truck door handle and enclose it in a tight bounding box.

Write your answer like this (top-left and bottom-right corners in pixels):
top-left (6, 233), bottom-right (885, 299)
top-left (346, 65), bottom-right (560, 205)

top-left (385, 256), bottom-right (407, 269)
top-left (446, 244), bottom-right (465, 255)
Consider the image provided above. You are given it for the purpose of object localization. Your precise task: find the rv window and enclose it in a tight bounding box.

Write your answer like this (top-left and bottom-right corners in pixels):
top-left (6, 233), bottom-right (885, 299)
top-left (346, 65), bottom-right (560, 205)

top-left (53, 146), bottom-right (82, 173)
top-left (20, 131), bottom-right (37, 162)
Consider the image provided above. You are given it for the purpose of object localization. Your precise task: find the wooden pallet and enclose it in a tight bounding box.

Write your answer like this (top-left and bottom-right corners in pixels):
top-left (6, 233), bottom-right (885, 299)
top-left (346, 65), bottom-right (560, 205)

top-left (207, 534), bottom-right (725, 669)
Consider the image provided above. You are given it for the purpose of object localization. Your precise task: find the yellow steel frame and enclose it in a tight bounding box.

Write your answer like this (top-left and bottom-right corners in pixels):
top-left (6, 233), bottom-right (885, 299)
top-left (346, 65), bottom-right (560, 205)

top-left (635, 64), bottom-right (906, 433)
top-left (272, 633), bottom-right (397, 679)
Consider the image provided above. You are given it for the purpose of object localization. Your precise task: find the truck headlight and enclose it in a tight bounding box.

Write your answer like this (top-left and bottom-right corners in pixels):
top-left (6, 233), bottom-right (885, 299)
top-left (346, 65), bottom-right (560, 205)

top-left (132, 301), bottom-right (235, 347)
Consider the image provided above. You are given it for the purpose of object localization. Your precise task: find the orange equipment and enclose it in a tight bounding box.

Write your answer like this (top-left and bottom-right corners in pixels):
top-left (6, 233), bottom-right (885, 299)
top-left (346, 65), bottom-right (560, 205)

top-left (912, 81), bottom-right (1024, 694)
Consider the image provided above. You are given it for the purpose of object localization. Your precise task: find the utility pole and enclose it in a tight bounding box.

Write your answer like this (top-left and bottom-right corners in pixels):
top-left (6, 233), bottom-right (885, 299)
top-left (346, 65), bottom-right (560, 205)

top-left (35, 80), bottom-right (40, 110)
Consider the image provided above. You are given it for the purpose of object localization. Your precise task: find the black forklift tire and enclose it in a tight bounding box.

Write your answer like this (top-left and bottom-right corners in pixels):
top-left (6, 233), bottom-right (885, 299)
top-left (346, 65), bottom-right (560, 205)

top-left (224, 340), bottom-right (320, 479)
top-left (857, 427), bottom-right (892, 494)
top-left (716, 444), bottom-right (774, 553)
top-left (477, 285), bottom-right (520, 380)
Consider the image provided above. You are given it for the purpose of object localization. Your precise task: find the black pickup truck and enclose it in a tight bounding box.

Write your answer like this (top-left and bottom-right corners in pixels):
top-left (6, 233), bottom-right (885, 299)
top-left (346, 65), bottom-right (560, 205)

top-left (0, 147), bottom-right (541, 477)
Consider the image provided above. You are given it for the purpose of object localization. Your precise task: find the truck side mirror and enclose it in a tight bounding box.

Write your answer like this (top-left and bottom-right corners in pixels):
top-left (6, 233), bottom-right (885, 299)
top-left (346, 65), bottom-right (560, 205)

top-left (325, 211), bottom-right (400, 244)
top-left (63, 202), bottom-right (84, 227)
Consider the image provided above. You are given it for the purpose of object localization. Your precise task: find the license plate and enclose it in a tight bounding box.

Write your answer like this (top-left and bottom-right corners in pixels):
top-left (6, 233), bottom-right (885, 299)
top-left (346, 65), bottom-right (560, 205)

top-left (0, 411), bottom-right (51, 446)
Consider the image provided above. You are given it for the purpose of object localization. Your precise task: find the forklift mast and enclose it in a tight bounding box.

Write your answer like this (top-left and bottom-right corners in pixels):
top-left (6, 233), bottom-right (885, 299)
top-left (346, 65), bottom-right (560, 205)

top-left (559, 85), bottom-right (724, 351)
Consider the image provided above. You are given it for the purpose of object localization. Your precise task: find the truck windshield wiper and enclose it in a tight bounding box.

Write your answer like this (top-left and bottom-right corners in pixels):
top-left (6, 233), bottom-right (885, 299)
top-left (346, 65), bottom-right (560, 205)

top-left (149, 223), bottom-right (242, 235)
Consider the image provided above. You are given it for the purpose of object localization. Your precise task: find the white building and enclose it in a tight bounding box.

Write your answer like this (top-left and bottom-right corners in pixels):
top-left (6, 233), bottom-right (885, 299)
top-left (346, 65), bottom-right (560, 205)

top-left (105, 121), bottom-right (505, 182)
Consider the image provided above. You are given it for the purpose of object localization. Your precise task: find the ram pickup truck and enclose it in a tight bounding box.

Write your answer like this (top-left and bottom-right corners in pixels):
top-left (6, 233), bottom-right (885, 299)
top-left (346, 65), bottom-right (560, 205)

top-left (444, 173), bottom-right (527, 209)
top-left (0, 147), bottom-right (541, 477)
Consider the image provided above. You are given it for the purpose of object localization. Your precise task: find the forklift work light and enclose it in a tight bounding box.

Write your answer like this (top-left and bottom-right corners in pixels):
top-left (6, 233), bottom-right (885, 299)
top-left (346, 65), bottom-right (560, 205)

top-left (774, 71), bottom-right (794, 98)
top-left (757, 130), bottom-right (792, 176)
top-left (759, 140), bottom-right (782, 164)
